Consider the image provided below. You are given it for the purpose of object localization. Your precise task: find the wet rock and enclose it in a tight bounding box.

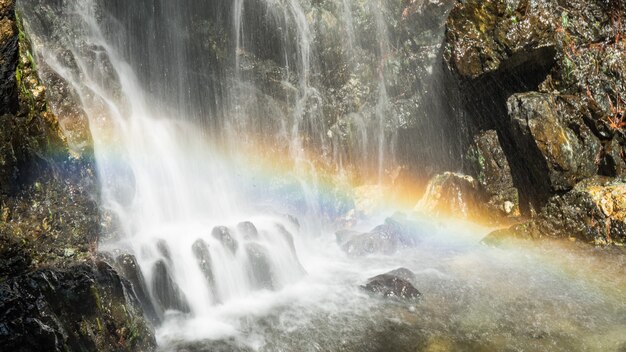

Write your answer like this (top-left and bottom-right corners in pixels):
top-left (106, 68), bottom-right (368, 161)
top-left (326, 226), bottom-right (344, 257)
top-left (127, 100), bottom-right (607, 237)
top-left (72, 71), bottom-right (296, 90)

top-left (385, 267), bottom-right (417, 283)
top-left (417, 172), bottom-right (488, 220)
top-left (0, 229), bottom-right (31, 278)
top-left (444, 0), bottom-right (556, 80)
top-left (237, 221), bottom-right (259, 240)
top-left (0, 0), bottom-right (18, 115)
top-left (361, 269), bottom-right (421, 300)
top-left (507, 93), bottom-right (601, 192)
top-left (342, 216), bottom-right (422, 257)
top-left (0, 262), bottom-right (156, 351)
top-left (245, 243), bottom-right (275, 290)
top-left (115, 253), bottom-right (161, 324)
top-left (191, 239), bottom-right (219, 303)
top-left (151, 260), bottom-right (190, 313)
top-left (274, 224), bottom-right (306, 275)
top-left (211, 226), bottom-right (238, 254)
top-left (467, 130), bottom-right (520, 216)
top-left (486, 177), bottom-right (626, 245)
top-left (156, 239), bottom-right (172, 261)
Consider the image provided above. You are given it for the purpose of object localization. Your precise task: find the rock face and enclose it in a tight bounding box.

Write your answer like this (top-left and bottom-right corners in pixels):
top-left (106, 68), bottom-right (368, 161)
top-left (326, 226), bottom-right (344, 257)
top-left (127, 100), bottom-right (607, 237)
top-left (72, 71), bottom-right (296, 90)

top-left (361, 268), bottom-right (421, 300)
top-left (444, 0), bottom-right (626, 244)
top-left (0, 1), bottom-right (156, 350)
top-left (0, 261), bottom-right (156, 352)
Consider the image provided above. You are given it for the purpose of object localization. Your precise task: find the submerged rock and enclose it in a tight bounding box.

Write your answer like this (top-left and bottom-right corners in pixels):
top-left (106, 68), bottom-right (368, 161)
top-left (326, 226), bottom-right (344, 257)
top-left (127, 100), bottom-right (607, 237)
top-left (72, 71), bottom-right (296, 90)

top-left (191, 239), bottom-right (219, 303)
top-left (211, 226), bottom-right (238, 254)
top-left (151, 260), bottom-right (190, 314)
top-left (245, 243), bottom-right (275, 290)
top-left (237, 221), bottom-right (259, 240)
top-left (115, 253), bottom-right (161, 324)
top-left (342, 216), bottom-right (422, 257)
top-left (361, 268), bottom-right (421, 300)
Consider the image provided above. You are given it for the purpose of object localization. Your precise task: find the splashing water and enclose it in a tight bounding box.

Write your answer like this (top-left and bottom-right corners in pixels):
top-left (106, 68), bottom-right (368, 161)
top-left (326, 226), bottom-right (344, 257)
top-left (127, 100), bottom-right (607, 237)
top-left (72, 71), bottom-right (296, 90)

top-left (19, 0), bottom-right (626, 351)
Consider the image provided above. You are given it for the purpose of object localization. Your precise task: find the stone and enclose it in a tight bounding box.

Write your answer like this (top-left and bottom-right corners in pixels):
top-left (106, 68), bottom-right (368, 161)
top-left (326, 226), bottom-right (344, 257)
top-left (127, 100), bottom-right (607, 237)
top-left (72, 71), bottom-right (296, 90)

top-left (237, 221), bottom-right (258, 240)
top-left (361, 269), bottom-right (421, 300)
top-left (416, 172), bottom-right (487, 220)
top-left (151, 260), bottom-right (190, 314)
top-left (341, 216), bottom-right (423, 257)
top-left (245, 243), bottom-right (275, 290)
top-left (115, 253), bottom-right (161, 324)
top-left (211, 226), bottom-right (238, 254)
top-left (191, 239), bottom-right (219, 303)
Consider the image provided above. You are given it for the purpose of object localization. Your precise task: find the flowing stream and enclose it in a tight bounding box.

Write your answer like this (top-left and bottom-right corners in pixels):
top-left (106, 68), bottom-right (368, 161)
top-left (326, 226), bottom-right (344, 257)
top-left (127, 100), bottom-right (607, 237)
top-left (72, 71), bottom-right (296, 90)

top-left (19, 0), bottom-right (626, 351)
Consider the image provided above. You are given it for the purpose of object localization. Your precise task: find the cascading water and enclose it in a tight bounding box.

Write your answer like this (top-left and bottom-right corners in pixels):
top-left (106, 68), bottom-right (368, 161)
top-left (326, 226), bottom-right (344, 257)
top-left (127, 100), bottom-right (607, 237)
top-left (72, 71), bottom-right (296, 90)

top-left (18, 0), bottom-right (626, 351)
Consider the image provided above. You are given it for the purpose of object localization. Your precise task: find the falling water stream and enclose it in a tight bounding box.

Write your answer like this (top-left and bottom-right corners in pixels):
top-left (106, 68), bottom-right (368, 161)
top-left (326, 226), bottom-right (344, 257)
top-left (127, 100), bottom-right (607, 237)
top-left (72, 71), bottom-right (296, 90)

top-left (18, 0), bottom-right (626, 351)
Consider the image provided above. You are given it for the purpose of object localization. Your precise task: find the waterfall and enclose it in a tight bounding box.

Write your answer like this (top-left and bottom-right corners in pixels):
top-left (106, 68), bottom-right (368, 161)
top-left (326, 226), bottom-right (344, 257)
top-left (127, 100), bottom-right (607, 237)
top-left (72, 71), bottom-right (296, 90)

top-left (19, 0), bottom-right (447, 345)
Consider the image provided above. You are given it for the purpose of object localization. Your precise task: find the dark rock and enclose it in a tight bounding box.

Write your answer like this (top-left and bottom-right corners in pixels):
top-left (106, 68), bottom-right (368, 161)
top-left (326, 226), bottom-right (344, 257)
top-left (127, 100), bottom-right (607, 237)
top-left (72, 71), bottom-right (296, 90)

top-left (467, 130), bottom-right (519, 216)
top-left (0, 262), bottom-right (156, 352)
top-left (237, 221), bottom-right (258, 240)
top-left (0, 228), bottom-right (31, 278)
top-left (211, 226), bottom-right (238, 254)
top-left (115, 253), bottom-right (161, 324)
top-left (191, 239), bottom-right (218, 303)
top-left (0, 0), bottom-right (18, 115)
top-left (507, 93), bottom-right (601, 192)
top-left (274, 224), bottom-right (306, 275)
top-left (151, 260), bottom-right (190, 314)
top-left (385, 267), bottom-right (417, 283)
top-left (486, 177), bottom-right (626, 245)
top-left (245, 243), bottom-right (275, 290)
top-left (361, 269), bottom-right (421, 300)
top-left (342, 217), bottom-right (422, 257)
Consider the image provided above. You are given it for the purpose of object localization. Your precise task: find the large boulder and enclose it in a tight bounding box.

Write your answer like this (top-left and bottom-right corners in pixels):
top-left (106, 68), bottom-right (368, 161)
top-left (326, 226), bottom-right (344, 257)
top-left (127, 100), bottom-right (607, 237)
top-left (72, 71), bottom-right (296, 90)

top-left (361, 268), bottom-right (421, 300)
top-left (416, 172), bottom-right (489, 220)
top-left (341, 216), bottom-right (424, 257)
top-left (151, 260), bottom-right (190, 314)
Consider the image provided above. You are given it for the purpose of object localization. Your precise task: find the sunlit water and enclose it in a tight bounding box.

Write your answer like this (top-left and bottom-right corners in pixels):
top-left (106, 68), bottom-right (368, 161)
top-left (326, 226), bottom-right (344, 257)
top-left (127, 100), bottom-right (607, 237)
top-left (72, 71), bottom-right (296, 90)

top-left (18, 0), bottom-right (626, 351)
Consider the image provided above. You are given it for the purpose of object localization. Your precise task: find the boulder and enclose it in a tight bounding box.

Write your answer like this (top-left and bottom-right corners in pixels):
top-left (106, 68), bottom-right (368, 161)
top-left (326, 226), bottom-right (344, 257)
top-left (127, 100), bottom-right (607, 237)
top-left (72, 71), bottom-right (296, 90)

top-left (191, 239), bottom-right (218, 303)
top-left (115, 253), bottom-right (161, 324)
top-left (151, 260), bottom-right (190, 313)
top-left (416, 172), bottom-right (488, 220)
top-left (361, 268), bottom-right (421, 300)
top-left (211, 226), bottom-right (238, 254)
top-left (237, 221), bottom-right (258, 240)
top-left (341, 216), bottom-right (422, 257)
top-left (245, 243), bottom-right (275, 290)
